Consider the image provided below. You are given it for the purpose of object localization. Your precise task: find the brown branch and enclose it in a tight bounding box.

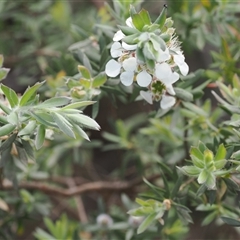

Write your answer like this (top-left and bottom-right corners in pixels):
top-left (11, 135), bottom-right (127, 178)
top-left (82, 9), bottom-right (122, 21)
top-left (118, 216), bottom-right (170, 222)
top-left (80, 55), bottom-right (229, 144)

top-left (1, 174), bottom-right (160, 197)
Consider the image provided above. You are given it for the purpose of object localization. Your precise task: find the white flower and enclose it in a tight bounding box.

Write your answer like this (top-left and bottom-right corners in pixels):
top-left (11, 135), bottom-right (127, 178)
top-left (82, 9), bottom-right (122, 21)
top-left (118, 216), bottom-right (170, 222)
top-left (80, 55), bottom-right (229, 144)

top-left (96, 213), bottom-right (113, 228)
top-left (110, 42), bottom-right (123, 58)
top-left (160, 95), bottom-right (176, 109)
top-left (155, 62), bottom-right (179, 95)
top-left (128, 216), bottom-right (144, 228)
top-left (120, 71), bottom-right (134, 86)
top-left (113, 30), bottom-right (125, 41)
top-left (173, 51), bottom-right (189, 76)
top-left (136, 70), bottom-right (152, 87)
top-left (105, 59), bottom-right (121, 77)
top-left (140, 90), bottom-right (176, 109)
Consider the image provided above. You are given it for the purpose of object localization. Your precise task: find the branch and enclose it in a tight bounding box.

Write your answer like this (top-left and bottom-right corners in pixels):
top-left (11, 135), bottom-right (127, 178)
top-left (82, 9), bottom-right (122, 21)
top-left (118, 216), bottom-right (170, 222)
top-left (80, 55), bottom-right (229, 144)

top-left (1, 174), bottom-right (160, 197)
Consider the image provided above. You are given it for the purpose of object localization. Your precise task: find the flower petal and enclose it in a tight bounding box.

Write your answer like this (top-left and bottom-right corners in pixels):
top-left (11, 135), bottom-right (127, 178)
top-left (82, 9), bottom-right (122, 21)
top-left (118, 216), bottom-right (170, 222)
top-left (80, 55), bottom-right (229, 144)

top-left (178, 62), bottom-right (189, 76)
top-left (136, 70), bottom-right (152, 87)
top-left (166, 84), bottom-right (175, 95)
top-left (122, 57), bottom-right (137, 72)
top-left (140, 91), bottom-right (153, 104)
top-left (157, 48), bottom-right (171, 62)
top-left (105, 59), bottom-right (121, 77)
top-left (155, 62), bottom-right (172, 81)
top-left (110, 42), bottom-right (122, 58)
top-left (126, 17), bottom-right (134, 28)
top-left (113, 30), bottom-right (125, 41)
top-left (120, 71), bottom-right (134, 86)
top-left (173, 53), bottom-right (185, 65)
top-left (122, 42), bottom-right (137, 51)
top-left (160, 95), bottom-right (176, 109)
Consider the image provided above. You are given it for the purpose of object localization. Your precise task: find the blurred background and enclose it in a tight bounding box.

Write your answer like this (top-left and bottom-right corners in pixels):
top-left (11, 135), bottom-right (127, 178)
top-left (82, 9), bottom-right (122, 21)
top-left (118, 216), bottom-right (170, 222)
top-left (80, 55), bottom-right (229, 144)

top-left (1, 0), bottom-right (240, 239)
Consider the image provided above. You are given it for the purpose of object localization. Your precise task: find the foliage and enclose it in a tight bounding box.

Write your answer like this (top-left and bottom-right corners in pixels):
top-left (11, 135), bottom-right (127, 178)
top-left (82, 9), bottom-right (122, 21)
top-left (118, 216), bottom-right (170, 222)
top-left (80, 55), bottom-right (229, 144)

top-left (1, 0), bottom-right (240, 239)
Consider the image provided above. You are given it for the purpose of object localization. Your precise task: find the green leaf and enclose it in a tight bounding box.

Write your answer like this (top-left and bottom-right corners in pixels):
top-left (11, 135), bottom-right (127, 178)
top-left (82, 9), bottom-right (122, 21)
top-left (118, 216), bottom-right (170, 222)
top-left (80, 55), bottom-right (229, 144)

top-left (0, 102), bottom-right (11, 114)
top-left (35, 125), bottom-right (45, 150)
top-left (198, 141), bottom-right (207, 154)
top-left (191, 155), bottom-right (204, 168)
top-left (62, 101), bottom-right (95, 110)
top-left (154, 4), bottom-right (167, 29)
top-left (0, 124), bottom-right (16, 137)
top-left (0, 68), bottom-right (10, 81)
top-left (132, 13), bottom-right (145, 31)
top-left (72, 124), bottom-right (89, 141)
top-left (22, 140), bottom-right (35, 160)
top-left (214, 159), bottom-right (226, 170)
top-left (137, 212), bottom-right (157, 234)
top-left (196, 184), bottom-right (207, 197)
top-left (0, 133), bottom-right (17, 152)
top-left (231, 150), bottom-right (240, 159)
top-left (215, 144), bottom-right (226, 161)
top-left (197, 169), bottom-right (208, 184)
top-left (16, 145), bottom-right (28, 165)
top-left (51, 112), bottom-right (75, 138)
top-left (7, 111), bottom-right (18, 125)
top-left (43, 218), bottom-right (56, 236)
top-left (117, 25), bottom-right (139, 35)
top-left (221, 217), bottom-right (240, 227)
top-left (180, 166), bottom-right (201, 176)
top-left (174, 88), bottom-right (193, 102)
top-left (92, 100), bottom-right (99, 119)
top-left (18, 121), bottom-right (37, 136)
top-left (139, 9), bottom-right (151, 25)
top-left (1, 84), bottom-right (19, 108)
top-left (92, 72), bottom-right (107, 88)
top-left (66, 114), bottom-right (100, 130)
top-left (190, 146), bottom-right (204, 160)
top-left (202, 211), bottom-right (218, 226)
top-left (0, 115), bottom-right (8, 124)
top-left (20, 81), bottom-right (45, 106)
top-left (38, 97), bottom-right (71, 108)
top-left (182, 102), bottom-right (208, 117)
top-left (122, 33), bottom-right (139, 44)
top-left (78, 65), bottom-right (91, 79)
top-left (205, 173), bottom-right (216, 189)
top-left (30, 112), bottom-right (56, 128)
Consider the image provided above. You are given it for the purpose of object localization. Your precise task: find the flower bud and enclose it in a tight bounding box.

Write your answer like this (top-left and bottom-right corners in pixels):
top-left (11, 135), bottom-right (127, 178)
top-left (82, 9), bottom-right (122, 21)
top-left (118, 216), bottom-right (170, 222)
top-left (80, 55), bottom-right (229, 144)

top-left (128, 216), bottom-right (144, 228)
top-left (96, 213), bottom-right (113, 228)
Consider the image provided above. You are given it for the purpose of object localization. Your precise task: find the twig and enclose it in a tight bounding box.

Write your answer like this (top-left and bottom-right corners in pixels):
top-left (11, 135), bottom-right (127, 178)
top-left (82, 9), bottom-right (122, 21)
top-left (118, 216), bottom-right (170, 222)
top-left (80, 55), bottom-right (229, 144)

top-left (1, 174), bottom-right (160, 197)
top-left (67, 178), bottom-right (88, 223)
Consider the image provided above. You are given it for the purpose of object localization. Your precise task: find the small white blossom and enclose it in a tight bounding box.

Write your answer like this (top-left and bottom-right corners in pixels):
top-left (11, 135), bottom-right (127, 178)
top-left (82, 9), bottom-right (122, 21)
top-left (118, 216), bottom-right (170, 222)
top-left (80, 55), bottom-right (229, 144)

top-left (105, 59), bottom-right (121, 78)
top-left (128, 216), bottom-right (144, 228)
top-left (110, 42), bottom-right (123, 58)
top-left (173, 51), bottom-right (189, 76)
top-left (113, 30), bottom-right (125, 42)
top-left (155, 63), bottom-right (179, 95)
top-left (160, 95), bottom-right (176, 109)
top-left (96, 213), bottom-right (113, 228)
top-left (120, 71), bottom-right (134, 86)
top-left (136, 70), bottom-right (152, 87)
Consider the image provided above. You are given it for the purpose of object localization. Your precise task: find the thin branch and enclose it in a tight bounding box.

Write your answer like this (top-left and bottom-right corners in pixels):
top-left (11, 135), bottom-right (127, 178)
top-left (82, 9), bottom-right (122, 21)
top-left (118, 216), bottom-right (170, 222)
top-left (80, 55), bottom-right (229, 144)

top-left (1, 174), bottom-right (160, 197)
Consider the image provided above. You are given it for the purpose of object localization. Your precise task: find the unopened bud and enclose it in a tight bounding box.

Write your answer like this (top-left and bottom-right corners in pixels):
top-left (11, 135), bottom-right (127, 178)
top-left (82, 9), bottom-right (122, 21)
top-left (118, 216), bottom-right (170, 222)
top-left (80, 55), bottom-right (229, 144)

top-left (128, 216), bottom-right (144, 228)
top-left (96, 214), bottom-right (113, 228)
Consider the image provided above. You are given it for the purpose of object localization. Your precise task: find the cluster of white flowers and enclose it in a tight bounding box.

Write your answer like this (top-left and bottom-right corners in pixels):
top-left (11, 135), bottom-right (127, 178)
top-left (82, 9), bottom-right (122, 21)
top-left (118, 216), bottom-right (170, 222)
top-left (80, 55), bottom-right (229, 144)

top-left (105, 17), bottom-right (189, 109)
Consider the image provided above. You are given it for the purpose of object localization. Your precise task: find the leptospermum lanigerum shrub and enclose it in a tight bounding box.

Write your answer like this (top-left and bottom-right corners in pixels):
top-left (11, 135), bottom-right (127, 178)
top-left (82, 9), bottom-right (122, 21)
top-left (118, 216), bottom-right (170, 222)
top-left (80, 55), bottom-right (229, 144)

top-left (105, 5), bottom-right (189, 109)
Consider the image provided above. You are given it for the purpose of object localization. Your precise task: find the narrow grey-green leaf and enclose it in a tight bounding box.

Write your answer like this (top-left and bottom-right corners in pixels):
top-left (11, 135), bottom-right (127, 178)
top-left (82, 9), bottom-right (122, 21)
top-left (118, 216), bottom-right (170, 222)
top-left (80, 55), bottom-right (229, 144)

top-left (35, 125), bottom-right (45, 150)
top-left (16, 145), bottom-right (28, 165)
top-left (174, 88), bottom-right (193, 102)
top-left (51, 112), bottom-right (75, 138)
top-left (0, 68), bottom-right (10, 81)
top-left (67, 113), bottom-right (100, 130)
top-left (137, 212), bottom-right (157, 234)
top-left (221, 217), bottom-right (240, 227)
top-left (38, 97), bottom-right (71, 108)
top-left (1, 84), bottom-right (19, 108)
top-left (7, 111), bottom-right (18, 125)
top-left (0, 133), bottom-right (17, 152)
top-left (72, 124), bottom-right (89, 141)
top-left (20, 81), bottom-right (45, 106)
top-left (61, 101), bottom-right (95, 110)
top-left (0, 124), bottom-right (16, 137)
top-left (18, 121), bottom-right (37, 136)
top-left (22, 139), bottom-right (35, 160)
